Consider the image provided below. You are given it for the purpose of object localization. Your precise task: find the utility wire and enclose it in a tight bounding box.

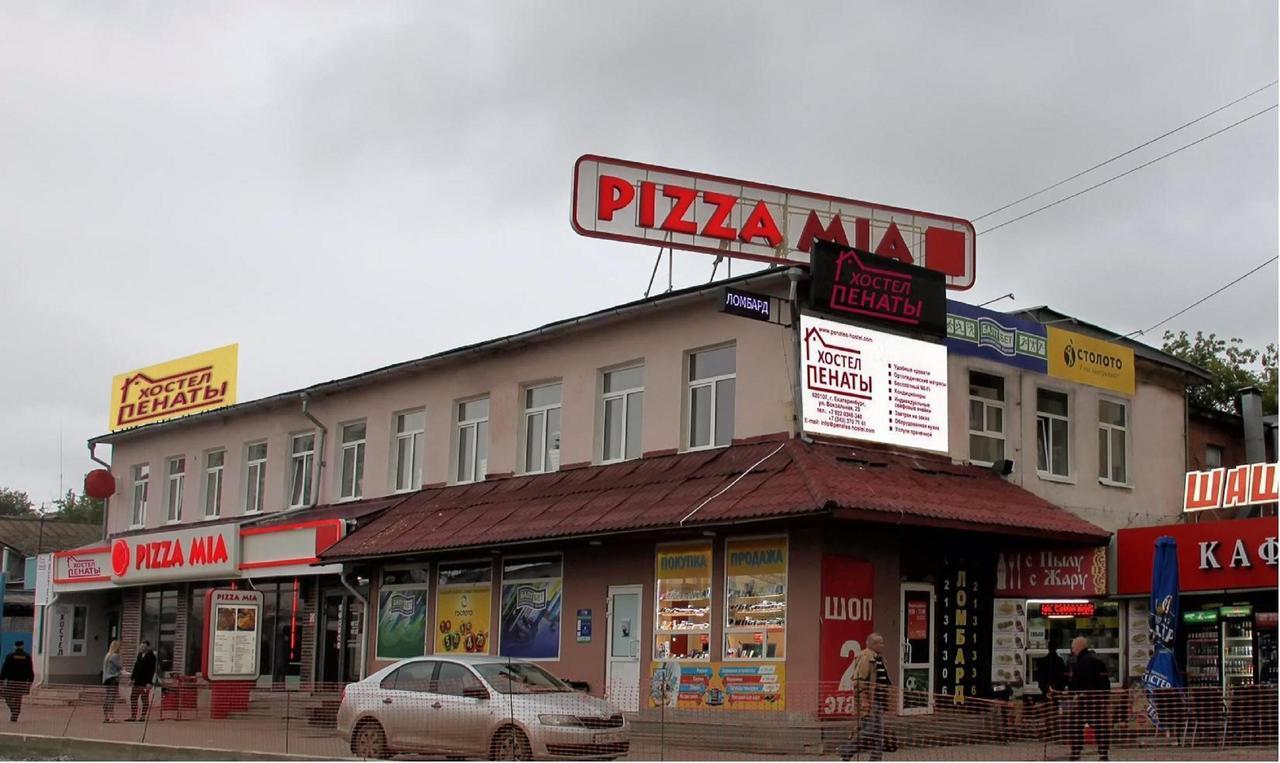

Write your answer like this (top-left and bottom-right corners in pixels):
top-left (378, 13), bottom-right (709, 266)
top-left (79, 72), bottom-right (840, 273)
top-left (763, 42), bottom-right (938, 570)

top-left (1125, 255), bottom-right (1279, 338)
top-left (973, 80), bottom-right (1279, 222)
top-left (978, 104), bottom-right (1278, 236)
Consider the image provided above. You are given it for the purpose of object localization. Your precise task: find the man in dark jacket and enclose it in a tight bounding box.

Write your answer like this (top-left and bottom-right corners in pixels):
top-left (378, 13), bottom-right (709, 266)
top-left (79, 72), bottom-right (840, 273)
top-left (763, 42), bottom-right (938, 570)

top-left (1066, 636), bottom-right (1111, 761)
top-left (128, 640), bottom-right (158, 722)
top-left (0, 641), bottom-right (36, 721)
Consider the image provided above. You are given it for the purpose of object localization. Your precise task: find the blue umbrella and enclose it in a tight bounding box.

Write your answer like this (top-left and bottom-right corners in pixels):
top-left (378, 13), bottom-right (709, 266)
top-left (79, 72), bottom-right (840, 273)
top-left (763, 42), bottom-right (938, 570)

top-left (1142, 536), bottom-right (1182, 727)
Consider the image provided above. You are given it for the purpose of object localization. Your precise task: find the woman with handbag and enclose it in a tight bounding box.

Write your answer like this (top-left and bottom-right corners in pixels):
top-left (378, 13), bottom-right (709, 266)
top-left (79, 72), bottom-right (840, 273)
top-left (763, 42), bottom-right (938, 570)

top-left (101, 640), bottom-right (122, 723)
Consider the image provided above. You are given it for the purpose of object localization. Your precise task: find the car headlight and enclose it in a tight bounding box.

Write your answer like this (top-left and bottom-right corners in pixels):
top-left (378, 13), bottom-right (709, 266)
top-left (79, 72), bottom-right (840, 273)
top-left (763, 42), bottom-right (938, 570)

top-left (538, 714), bottom-right (584, 727)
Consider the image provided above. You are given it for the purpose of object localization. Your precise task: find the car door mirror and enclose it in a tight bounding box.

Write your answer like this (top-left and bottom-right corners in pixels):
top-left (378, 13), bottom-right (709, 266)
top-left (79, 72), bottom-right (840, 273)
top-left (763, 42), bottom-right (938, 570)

top-left (462, 686), bottom-right (490, 700)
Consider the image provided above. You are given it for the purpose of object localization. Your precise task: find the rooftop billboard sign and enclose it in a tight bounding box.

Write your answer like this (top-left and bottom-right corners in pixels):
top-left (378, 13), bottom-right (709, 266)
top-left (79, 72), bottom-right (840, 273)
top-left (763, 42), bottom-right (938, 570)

top-left (109, 344), bottom-right (238, 431)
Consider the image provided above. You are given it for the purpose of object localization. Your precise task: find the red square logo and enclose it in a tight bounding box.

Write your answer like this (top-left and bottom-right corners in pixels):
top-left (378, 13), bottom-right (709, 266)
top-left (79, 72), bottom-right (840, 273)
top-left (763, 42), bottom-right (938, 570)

top-left (924, 227), bottom-right (966, 277)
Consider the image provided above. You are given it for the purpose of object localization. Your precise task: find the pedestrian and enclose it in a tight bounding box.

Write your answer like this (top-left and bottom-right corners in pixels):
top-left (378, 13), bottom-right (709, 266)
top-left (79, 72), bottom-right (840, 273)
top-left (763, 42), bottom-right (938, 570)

top-left (1035, 636), bottom-right (1068, 743)
top-left (1066, 636), bottom-right (1111, 761)
top-left (0, 640), bottom-right (36, 721)
top-left (838, 632), bottom-right (893, 761)
top-left (102, 640), bottom-right (122, 722)
top-left (127, 640), bottom-right (157, 722)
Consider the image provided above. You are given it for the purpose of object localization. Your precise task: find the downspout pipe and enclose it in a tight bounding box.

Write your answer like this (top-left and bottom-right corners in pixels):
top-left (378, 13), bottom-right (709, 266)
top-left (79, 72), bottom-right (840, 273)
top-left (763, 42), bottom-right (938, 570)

top-left (339, 567), bottom-right (368, 681)
top-left (300, 392), bottom-right (328, 508)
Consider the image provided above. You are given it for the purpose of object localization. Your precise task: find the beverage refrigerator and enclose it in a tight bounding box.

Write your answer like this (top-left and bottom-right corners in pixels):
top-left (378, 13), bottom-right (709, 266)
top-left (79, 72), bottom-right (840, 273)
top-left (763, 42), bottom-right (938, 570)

top-left (1182, 609), bottom-right (1220, 688)
top-left (1219, 605), bottom-right (1256, 688)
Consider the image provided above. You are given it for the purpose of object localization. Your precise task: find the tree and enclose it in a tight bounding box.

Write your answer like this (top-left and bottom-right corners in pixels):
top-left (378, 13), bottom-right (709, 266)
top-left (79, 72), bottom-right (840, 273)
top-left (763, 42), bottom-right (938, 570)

top-left (0, 487), bottom-right (35, 516)
top-left (51, 490), bottom-right (105, 526)
top-left (1162, 330), bottom-right (1278, 415)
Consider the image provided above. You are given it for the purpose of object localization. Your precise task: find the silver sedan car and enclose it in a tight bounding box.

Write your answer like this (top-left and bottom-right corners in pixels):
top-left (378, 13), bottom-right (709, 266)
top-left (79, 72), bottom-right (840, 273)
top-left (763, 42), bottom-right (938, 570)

top-left (337, 655), bottom-right (630, 760)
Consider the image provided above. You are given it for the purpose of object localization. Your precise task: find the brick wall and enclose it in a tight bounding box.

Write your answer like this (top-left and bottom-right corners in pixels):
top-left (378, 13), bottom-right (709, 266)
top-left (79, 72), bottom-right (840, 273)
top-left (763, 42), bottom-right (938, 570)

top-left (120, 587), bottom-right (142, 669)
top-left (172, 587), bottom-right (189, 675)
top-left (299, 579), bottom-right (319, 687)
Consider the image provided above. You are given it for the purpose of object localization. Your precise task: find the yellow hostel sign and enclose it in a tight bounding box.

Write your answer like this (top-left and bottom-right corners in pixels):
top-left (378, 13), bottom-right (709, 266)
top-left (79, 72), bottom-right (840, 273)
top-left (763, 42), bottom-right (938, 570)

top-left (109, 344), bottom-right (238, 431)
top-left (1047, 328), bottom-right (1134, 395)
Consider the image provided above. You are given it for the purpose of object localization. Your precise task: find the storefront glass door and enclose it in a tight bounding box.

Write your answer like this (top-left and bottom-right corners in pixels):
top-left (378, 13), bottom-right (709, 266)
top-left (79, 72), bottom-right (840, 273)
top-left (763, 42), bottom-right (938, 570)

top-left (900, 583), bottom-right (935, 715)
top-left (319, 591), bottom-right (365, 687)
top-left (606, 584), bottom-right (642, 712)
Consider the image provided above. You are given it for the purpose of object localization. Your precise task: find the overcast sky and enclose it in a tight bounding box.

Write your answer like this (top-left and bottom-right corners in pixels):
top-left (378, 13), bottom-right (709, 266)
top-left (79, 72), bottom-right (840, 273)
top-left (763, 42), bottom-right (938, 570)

top-left (2, 1), bottom-right (1276, 506)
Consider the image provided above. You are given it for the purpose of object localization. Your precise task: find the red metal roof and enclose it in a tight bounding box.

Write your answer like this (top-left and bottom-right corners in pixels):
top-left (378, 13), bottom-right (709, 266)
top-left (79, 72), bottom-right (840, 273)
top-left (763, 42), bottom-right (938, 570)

top-left (319, 438), bottom-right (1109, 561)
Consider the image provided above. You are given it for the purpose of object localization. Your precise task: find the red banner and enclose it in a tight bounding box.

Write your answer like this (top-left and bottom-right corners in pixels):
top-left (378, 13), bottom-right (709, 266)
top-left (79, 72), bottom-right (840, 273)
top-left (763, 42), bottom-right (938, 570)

top-left (1116, 517), bottom-right (1278, 594)
top-left (995, 546), bottom-right (1108, 597)
top-left (819, 555), bottom-right (875, 717)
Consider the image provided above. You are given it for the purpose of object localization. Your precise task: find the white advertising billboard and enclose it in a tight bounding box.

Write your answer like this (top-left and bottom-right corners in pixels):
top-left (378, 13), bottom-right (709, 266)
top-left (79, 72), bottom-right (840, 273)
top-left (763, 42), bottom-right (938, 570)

top-left (800, 314), bottom-right (948, 452)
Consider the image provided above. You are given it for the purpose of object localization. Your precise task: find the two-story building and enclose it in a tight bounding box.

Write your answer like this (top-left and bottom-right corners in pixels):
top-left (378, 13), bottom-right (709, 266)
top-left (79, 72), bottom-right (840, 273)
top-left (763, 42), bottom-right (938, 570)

top-left (45, 266), bottom-right (1213, 719)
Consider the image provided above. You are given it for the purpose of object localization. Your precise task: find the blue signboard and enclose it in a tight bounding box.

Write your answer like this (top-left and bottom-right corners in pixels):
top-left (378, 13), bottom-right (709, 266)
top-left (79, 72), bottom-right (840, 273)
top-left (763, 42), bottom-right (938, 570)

top-left (945, 300), bottom-right (1048, 372)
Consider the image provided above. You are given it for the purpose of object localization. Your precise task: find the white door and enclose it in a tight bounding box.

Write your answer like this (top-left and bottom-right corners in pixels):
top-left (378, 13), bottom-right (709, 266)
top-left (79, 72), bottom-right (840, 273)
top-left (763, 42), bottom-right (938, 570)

top-left (606, 585), bottom-right (643, 712)
top-left (899, 583), bottom-right (936, 715)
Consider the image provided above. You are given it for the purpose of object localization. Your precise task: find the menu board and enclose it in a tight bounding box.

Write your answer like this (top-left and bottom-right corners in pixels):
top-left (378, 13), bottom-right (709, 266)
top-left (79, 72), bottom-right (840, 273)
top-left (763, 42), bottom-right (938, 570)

top-left (991, 598), bottom-right (1027, 689)
top-left (205, 589), bottom-right (262, 680)
top-left (1127, 600), bottom-right (1152, 678)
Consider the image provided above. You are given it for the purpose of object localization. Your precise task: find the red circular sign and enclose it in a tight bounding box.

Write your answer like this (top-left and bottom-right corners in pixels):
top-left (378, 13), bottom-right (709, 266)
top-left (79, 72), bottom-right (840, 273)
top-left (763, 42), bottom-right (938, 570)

top-left (111, 539), bottom-right (130, 578)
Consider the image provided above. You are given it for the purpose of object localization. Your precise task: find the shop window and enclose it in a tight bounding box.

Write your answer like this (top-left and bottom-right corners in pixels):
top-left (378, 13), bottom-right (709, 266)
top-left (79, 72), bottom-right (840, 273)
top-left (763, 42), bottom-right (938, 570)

top-left (1036, 389), bottom-right (1070, 477)
top-left (376, 567), bottom-right (430, 661)
top-left (186, 586), bottom-right (212, 675)
top-left (1098, 399), bottom-right (1128, 484)
top-left (165, 456), bottom-right (185, 523)
top-left (289, 433), bottom-right (315, 508)
top-left (394, 409), bottom-right (426, 492)
top-left (203, 450), bottom-right (224, 517)
top-left (131, 464), bottom-right (149, 527)
top-left (258, 579), bottom-right (302, 683)
top-left (522, 383), bottom-right (562, 474)
top-left (688, 345), bottom-right (735, 450)
top-left (70, 605), bottom-right (88, 656)
top-left (655, 543), bottom-right (712, 661)
top-left (499, 555), bottom-right (562, 660)
top-left (602, 365), bottom-right (644, 463)
top-left (456, 398), bottom-right (489, 484)
top-left (339, 421), bottom-right (366, 500)
top-left (1025, 601), bottom-right (1122, 691)
top-left (968, 371), bottom-right (1005, 466)
top-left (724, 536), bottom-right (787, 660)
top-left (436, 562), bottom-right (492, 655)
top-left (141, 588), bottom-right (179, 675)
top-left (1205, 444), bottom-right (1224, 468)
top-left (244, 442), bottom-right (268, 513)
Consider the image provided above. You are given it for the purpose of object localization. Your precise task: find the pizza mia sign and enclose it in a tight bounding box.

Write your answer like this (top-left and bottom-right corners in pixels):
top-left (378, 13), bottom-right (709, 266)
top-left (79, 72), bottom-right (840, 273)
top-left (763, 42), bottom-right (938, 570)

top-left (572, 155), bottom-right (977, 289)
top-left (111, 525), bottom-right (238, 582)
top-left (1183, 462), bottom-right (1278, 512)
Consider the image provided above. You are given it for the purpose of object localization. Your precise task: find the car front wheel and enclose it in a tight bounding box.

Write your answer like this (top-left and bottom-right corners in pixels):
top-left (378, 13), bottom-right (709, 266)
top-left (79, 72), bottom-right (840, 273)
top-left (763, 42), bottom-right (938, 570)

top-left (489, 726), bottom-right (532, 761)
top-left (352, 719), bottom-right (389, 759)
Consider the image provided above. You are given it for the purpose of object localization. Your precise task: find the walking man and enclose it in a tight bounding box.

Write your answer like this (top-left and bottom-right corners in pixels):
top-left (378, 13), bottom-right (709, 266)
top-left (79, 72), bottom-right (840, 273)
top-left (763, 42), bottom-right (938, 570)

top-left (0, 641), bottom-right (35, 721)
top-left (128, 640), bottom-right (157, 722)
top-left (1066, 636), bottom-right (1111, 761)
top-left (840, 632), bottom-right (893, 761)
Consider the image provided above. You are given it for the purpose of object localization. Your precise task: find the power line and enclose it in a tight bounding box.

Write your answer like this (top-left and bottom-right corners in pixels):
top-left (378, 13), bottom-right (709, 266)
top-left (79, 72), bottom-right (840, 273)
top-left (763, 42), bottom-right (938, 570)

top-left (1125, 255), bottom-right (1279, 338)
top-left (978, 104), bottom-right (1278, 236)
top-left (973, 80), bottom-right (1279, 222)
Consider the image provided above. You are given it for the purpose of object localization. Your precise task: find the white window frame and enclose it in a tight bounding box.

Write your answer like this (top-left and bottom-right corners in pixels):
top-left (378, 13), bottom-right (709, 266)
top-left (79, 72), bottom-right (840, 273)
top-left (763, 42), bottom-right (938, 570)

top-left (244, 441), bottom-right (267, 514)
top-left (522, 383), bottom-right (562, 475)
top-left (289, 432), bottom-right (316, 509)
top-left (130, 464), bottom-right (149, 528)
top-left (686, 346), bottom-right (736, 451)
top-left (165, 456), bottom-right (185, 524)
top-left (1098, 397), bottom-right (1130, 487)
top-left (338, 420), bottom-right (367, 501)
top-left (203, 449), bottom-right (225, 518)
top-left (455, 397), bottom-right (489, 485)
top-left (601, 365), bottom-right (644, 464)
top-left (967, 371), bottom-right (1006, 467)
top-left (1035, 387), bottom-right (1072, 481)
top-left (393, 408), bottom-right (426, 493)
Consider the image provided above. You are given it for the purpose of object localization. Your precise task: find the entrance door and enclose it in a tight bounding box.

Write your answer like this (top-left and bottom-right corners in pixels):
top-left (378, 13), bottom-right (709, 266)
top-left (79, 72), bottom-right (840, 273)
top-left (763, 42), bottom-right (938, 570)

top-left (899, 583), bottom-right (935, 715)
top-left (319, 591), bottom-right (366, 687)
top-left (605, 585), bottom-right (642, 712)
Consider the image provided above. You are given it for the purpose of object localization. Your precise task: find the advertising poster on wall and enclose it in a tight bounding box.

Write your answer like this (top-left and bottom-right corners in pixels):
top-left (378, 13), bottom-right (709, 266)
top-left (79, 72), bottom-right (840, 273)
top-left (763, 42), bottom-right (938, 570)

top-left (991, 598), bottom-right (1027, 689)
top-left (205, 589), bottom-right (262, 680)
top-left (936, 555), bottom-right (993, 703)
top-left (499, 578), bottom-right (563, 660)
top-left (377, 588), bottom-right (428, 660)
top-left (818, 555), bottom-right (874, 717)
top-left (799, 314), bottom-right (948, 452)
top-left (648, 661), bottom-right (784, 711)
top-left (435, 585), bottom-right (491, 655)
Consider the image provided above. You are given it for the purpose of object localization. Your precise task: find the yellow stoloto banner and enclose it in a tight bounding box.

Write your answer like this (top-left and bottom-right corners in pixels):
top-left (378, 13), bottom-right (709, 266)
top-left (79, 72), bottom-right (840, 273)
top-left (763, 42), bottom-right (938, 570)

top-left (1046, 327), bottom-right (1135, 395)
top-left (109, 344), bottom-right (238, 431)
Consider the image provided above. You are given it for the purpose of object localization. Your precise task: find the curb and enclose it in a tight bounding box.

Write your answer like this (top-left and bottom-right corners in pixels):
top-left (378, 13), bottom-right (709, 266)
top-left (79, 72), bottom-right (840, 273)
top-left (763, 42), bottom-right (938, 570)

top-left (0, 731), bottom-right (350, 761)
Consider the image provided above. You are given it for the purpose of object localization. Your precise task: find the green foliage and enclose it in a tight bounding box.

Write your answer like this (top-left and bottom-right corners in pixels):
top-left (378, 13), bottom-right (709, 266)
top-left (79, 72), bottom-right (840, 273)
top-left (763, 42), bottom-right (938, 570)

top-left (1162, 330), bottom-right (1278, 416)
top-left (51, 490), bottom-right (105, 526)
top-left (0, 487), bottom-right (35, 516)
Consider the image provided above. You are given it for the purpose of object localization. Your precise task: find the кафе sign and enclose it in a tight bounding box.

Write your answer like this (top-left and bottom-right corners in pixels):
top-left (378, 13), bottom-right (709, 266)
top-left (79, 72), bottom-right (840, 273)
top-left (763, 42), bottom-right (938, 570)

top-left (1116, 516), bottom-right (1278, 594)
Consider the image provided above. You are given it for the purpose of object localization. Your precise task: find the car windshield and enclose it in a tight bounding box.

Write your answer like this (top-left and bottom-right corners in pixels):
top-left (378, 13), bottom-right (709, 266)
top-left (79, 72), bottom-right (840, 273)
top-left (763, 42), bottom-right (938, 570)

top-left (474, 661), bottom-right (572, 694)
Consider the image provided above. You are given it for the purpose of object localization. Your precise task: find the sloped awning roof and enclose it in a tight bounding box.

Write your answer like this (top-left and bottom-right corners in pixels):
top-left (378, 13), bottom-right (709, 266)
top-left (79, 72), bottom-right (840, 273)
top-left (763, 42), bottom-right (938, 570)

top-left (319, 437), bottom-right (1109, 562)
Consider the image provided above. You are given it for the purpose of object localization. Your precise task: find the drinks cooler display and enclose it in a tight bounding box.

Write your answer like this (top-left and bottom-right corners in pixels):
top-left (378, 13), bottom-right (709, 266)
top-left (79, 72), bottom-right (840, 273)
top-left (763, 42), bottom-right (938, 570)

top-left (1183, 610), bottom-right (1221, 688)
top-left (1221, 606), bottom-right (1255, 687)
top-left (1182, 606), bottom-right (1276, 690)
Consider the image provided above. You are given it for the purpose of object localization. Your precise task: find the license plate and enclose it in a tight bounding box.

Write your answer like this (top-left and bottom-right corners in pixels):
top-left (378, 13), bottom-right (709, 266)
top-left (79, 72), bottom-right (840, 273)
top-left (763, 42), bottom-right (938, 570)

top-left (593, 732), bottom-right (626, 744)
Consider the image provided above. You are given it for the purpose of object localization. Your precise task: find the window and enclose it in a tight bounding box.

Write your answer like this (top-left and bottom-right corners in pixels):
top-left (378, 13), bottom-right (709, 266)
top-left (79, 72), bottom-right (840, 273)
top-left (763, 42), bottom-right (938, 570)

top-left (245, 442), bottom-right (267, 513)
top-left (1025, 601), bottom-right (1122, 690)
top-left (435, 662), bottom-right (485, 697)
top-left (289, 433), bottom-right (315, 508)
top-left (1205, 444), bottom-right (1224, 468)
top-left (339, 422), bottom-right (366, 500)
top-left (655, 543), bottom-right (712, 662)
top-left (377, 567), bottom-right (430, 660)
top-left (1098, 399), bottom-right (1128, 484)
top-left (165, 457), bottom-right (185, 523)
top-left (456, 398), bottom-right (489, 484)
top-left (523, 383), bottom-right (562, 474)
top-left (257, 580), bottom-right (302, 683)
top-left (141, 588), bottom-right (179, 674)
top-left (968, 371), bottom-right (1005, 465)
top-left (382, 660), bottom-right (435, 692)
top-left (1036, 389), bottom-right (1070, 477)
top-left (603, 366), bottom-right (644, 462)
top-left (203, 451), bottom-right (225, 517)
top-left (724, 536), bottom-right (787, 661)
top-left (131, 464), bottom-right (149, 526)
top-left (499, 555), bottom-right (563, 660)
top-left (70, 605), bottom-right (88, 656)
top-left (394, 409), bottom-right (426, 492)
top-left (688, 346), bottom-right (736, 449)
top-left (436, 562), bottom-right (493, 655)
